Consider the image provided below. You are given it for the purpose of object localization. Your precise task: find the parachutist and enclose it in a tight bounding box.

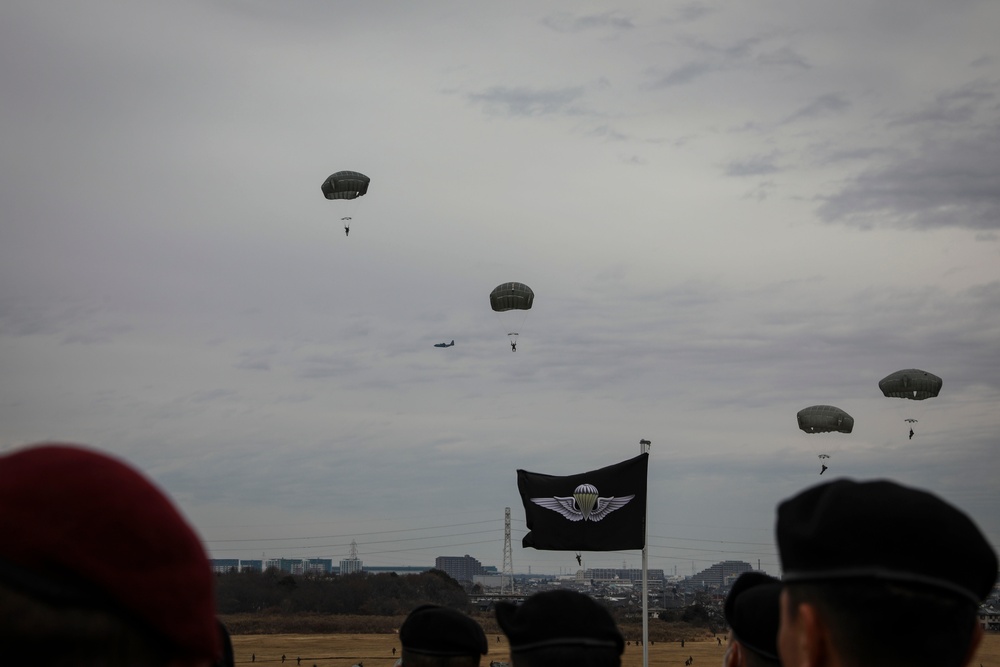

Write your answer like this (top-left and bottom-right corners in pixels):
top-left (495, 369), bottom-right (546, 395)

top-left (820, 464), bottom-right (828, 475)
top-left (909, 428), bottom-right (914, 440)
top-left (491, 282), bottom-right (533, 349)
top-left (575, 553), bottom-right (582, 566)
top-left (344, 226), bottom-right (350, 236)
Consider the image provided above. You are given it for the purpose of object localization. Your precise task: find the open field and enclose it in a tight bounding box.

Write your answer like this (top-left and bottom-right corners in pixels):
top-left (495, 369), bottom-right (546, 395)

top-left (230, 632), bottom-right (1000, 667)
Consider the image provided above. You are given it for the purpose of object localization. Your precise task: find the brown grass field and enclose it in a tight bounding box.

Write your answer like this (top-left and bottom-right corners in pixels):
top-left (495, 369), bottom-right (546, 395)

top-left (230, 631), bottom-right (1000, 667)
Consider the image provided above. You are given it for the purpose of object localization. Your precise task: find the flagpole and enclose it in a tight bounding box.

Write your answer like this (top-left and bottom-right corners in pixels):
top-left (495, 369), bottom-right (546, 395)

top-left (640, 439), bottom-right (650, 667)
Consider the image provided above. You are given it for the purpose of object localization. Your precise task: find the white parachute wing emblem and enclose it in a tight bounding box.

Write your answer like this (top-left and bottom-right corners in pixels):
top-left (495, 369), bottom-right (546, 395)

top-left (530, 490), bottom-right (635, 523)
top-left (530, 496), bottom-right (585, 521)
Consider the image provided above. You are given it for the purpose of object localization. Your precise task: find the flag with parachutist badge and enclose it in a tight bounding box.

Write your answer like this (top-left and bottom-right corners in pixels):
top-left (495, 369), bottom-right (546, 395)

top-left (517, 453), bottom-right (648, 551)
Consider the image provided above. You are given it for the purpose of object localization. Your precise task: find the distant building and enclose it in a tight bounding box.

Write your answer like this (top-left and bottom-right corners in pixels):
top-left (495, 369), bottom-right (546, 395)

top-left (341, 540), bottom-right (363, 575)
top-left (365, 566), bottom-right (432, 575)
top-left (211, 558), bottom-right (310, 573)
top-left (436, 555), bottom-right (485, 583)
top-left (340, 557), bottom-right (363, 574)
top-left (301, 558), bottom-right (333, 575)
top-left (585, 568), bottom-right (665, 584)
top-left (473, 574), bottom-right (504, 589)
top-left (210, 558), bottom-right (240, 574)
top-left (980, 606), bottom-right (1000, 631)
top-left (690, 560), bottom-right (754, 588)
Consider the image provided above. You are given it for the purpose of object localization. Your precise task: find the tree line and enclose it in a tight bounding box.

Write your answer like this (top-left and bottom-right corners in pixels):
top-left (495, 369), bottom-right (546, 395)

top-left (215, 568), bottom-right (470, 615)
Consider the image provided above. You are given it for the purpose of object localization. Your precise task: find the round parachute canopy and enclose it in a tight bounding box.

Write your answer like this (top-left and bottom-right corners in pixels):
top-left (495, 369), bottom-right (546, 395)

top-left (878, 369), bottom-right (942, 401)
top-left (490, 282), bottom-right (534, 312)
top-left (321, 171), bottom-right (370, 200)
top-left (797, 405), bottom-right (854, 434)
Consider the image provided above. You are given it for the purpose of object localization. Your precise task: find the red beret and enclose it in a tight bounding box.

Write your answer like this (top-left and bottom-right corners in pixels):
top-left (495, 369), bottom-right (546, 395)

top-left (0, 443), bottom-right (220, 661)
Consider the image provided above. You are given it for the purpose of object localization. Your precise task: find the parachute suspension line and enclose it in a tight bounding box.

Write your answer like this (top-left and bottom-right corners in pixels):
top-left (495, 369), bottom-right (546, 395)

top-left (494, 312), bottom-right (510, 336)
top-left (511, 309), bottom-right (529, 337)
top-left (489, 282), bottom-right (534, 350)
top-left (321, 170), bottom-right (370, 237)
top-left (494, 311), bottom-right (527, 338)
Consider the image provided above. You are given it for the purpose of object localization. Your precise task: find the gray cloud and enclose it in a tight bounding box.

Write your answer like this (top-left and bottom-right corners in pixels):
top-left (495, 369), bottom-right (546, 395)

top-left (725, 153), bottom-right (782, 177)
top-left (670, 3), bottom-right (715, 23)
top-left (60, 324), bottom-right (133, 346)
top-left (677, 34), bottom-right (761, 60)
top-left (783, 93), bottom-right (851, 124)
top-left (818, 123), bottom-right (1000, 229)
top-left (541, 11), bottom-right (634, 33)
top-left (466, 85), bottom-right (587, 116)
top-left (888, 80), bottom-right (996, 127)
top-left (756, 47), bottom-right (811, 70)
top-left (812, 146), bottom-right (899, 165)
top-left (646, 37), bottom-right (807, 89)
top-left (645, 61), bottom-right (719, 88)
top-left (588, 123), bottom-right (629, 142)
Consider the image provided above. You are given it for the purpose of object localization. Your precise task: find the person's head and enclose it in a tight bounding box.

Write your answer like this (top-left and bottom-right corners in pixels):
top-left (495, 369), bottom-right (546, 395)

top-left (775, 479), bottom-right (998, 667)
top-left (398, 604), bottom-right (488, 667)
top-left (723, 572), bottom-right (782, 667)
top-left (0, 443), bottom-right (221, 666)
top-left (495, 589), bottom-right (624, 667)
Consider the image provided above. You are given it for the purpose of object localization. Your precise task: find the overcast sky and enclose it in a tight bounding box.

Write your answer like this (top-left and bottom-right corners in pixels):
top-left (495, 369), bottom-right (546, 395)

top-left (2, 1), bottom-right (998, 578)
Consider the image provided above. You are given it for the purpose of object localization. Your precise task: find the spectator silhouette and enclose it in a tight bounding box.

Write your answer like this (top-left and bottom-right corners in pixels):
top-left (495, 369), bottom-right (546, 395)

top-left (723, 572), bottom-right (781, 667)
top-left (398, 604), bottom-right (487, 666)
top-left (776, 479), bottom-right (997, 667)
top-left (496, 589), bottom-right (624, 667)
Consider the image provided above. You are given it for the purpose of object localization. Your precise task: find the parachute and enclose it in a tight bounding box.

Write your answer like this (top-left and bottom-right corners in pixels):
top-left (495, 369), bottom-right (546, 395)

top-left (879, 369), bottom-right (941, 437)
top-left (878, 369), bottom-right (942, 400)
top-left (490, 282), bottom-right (534, 350)
top-left (796, 405), bottom-right (855, 434)
top-left (490, 282), bottom-right (534, 313)
top-left (322, 171), bottom-right (370, 235)
top-left (797, 405), bottom-right (852, 475)
top-left (321, 171), bottom-right (369, 200)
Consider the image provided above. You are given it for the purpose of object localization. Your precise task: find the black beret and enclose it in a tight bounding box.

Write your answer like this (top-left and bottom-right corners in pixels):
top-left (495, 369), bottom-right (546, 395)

top-left (496, 590), bottom-right (624, 654)
top-left (777, 479), bottom-right (998, 604)
top-left (723, 572), bottom-right (781, 661)
top-left (399, 605), bottom-right (487, 657)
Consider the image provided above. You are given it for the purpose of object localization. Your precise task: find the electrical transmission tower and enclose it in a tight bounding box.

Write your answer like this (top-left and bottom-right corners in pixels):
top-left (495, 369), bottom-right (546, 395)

top-left (501, 507), bottom-right (515, 594)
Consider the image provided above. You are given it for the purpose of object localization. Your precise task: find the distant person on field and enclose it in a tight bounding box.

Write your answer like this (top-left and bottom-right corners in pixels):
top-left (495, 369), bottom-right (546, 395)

top-left (397, 604), bottom-right (488, 667)
top-left (496, 589), bottom-right (624, 667)
top-left (723, 572), bottom-right (782, 667)
top-left (0, 442), bottom-right (223, 666)
top-left (775, 478), bottom-right (998, 667)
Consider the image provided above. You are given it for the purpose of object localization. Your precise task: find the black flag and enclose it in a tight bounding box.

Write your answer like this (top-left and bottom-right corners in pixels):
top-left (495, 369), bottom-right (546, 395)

top-left (517, 453), bottom-right (648, 551)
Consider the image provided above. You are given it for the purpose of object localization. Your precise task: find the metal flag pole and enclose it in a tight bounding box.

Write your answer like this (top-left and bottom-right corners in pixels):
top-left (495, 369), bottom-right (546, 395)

top-left (639, 438), bottom-right (651, 667)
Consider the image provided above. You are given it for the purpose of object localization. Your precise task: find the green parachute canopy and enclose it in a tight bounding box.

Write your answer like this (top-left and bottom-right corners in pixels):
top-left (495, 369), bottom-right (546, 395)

top-left (878, 369), bottom-right (942, 400)
top-left (797, 405), bottom-right (855, 434)
top-left (490, 282), bottom-right (534, 312)
top-left (321, 171), bottom-right (370, 200)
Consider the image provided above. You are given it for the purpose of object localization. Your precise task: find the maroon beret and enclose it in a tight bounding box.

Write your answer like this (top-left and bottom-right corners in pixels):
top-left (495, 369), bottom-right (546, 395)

top-left (0, 443), bottom-right (220, 661)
